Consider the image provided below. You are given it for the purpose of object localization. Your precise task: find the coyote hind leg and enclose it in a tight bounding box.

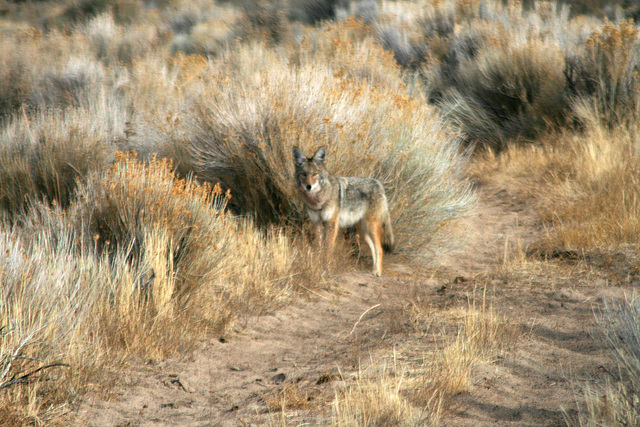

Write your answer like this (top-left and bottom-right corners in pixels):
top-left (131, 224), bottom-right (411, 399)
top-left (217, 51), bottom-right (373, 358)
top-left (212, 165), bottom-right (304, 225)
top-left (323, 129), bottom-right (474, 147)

top-left (361, 218), bottom-right (383, 276)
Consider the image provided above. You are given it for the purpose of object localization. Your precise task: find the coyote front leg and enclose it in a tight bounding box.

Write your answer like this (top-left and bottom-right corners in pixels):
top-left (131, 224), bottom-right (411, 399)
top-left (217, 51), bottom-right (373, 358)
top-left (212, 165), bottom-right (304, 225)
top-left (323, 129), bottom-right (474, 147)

top-left (325, 214), bottom-right (340, 251)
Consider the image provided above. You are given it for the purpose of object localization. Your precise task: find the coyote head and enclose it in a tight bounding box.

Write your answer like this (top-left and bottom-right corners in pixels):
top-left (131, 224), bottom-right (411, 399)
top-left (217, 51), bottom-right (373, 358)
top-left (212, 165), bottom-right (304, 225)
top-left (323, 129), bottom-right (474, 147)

top-left (292, 146), bottom-right (326, 194)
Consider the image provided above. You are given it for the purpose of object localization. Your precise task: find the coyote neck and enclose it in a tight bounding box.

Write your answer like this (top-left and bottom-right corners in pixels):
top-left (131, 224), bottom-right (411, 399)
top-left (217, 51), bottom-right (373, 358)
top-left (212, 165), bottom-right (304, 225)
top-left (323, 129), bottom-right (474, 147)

top-left (299, 175), bottom-right (338, 212)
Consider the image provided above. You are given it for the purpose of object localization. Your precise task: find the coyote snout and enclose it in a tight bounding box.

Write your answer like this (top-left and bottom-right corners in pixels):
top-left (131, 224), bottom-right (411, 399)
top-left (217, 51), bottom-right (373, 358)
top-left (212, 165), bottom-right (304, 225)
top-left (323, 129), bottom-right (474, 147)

top-left (293, 146), bottom-right (394, 276)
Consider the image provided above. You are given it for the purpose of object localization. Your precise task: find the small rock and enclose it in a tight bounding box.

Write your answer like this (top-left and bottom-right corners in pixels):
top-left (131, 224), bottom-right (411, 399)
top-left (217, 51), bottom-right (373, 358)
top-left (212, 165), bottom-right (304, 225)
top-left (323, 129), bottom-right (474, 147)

top-left (316, 372), bottom-right (339, 385)
top-left (271, 373), bottom-right (286, 384)
top-left (171, 377), bottom-right (194, 393)
top-left (554, 288), bottom-right (586, 302)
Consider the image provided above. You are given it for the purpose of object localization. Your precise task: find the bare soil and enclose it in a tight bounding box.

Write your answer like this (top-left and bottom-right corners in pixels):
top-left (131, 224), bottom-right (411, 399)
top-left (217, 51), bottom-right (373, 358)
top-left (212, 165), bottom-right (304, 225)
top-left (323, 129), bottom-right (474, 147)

top-left (73, 183), bottom-right (638, 426)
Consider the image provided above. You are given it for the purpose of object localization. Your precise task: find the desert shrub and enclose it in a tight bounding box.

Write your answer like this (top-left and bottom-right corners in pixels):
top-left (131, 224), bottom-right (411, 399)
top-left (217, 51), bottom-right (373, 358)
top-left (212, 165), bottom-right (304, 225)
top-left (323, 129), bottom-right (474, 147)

top-left (236, 0), bottom-right (292, 44)
top-left (74, 152), bottom-right (231, 302)
top-left (72, 152), bottom-right (314, 329)
top-left (66, 153), bottom-right (243, 355)
top-left (0, 31), bottom-right (39, 117)
top-left (81, 13), bottom-right (164, 65)
top-left (169, 10), bottom-right (198, 34)
top-left (373, 0), bottom-right (583, 147)
top-left (566, 19), bottom-right (640, 130)
top-left (29, 57), bottom-right (106, 109)
top-left (289, 0), bottom-right (377, 25)
top-left (289, 0), bottom-right (339, 24)
top-left (439, 38), bottom-right (569, 149)
top-left (170, 15), bottom-right (239, 57)
top-left (573, 296), bottom-right (640, 426)
top-left (335, 0), bottom-right (378, 24)
top-left (0, 99), bottom-right (123, 220)
top-left (0, 22), bottom-right (124, 116)
top-left (0, 221), bottom-right (104, 425)
top-left (57, 0), bottom-right (141, 27)
top-left (0, 150), bottom-right (317, 422)
top-left (375, 3), bottom-right (454, 70)
top-left (560, 0), bottom-right (640, 19)
top-left (291, 18), bottom-right (401, 86)
top-left (375, 25), bottom-right (428, 69)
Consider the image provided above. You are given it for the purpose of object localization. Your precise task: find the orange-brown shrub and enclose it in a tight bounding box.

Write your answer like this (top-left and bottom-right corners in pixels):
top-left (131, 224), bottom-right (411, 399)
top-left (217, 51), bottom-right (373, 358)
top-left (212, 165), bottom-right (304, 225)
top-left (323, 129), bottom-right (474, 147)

top-left (566, 19), bottom-right (640, 129)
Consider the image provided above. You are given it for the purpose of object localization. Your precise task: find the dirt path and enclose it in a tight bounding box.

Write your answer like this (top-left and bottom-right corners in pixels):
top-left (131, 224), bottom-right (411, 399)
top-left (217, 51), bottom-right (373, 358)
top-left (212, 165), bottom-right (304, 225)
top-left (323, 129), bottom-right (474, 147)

top-left (73, 184), bottom-right (625, 426)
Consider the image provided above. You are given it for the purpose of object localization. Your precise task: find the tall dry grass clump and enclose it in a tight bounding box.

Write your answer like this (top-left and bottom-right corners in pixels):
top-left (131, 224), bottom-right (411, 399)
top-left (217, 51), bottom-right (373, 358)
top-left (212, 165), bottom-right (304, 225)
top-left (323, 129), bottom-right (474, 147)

top-left (405, 292), bottom-right (519, 415)
top-left (536, 122), bottom-right (640, 251)
top-left (566, 19), bottom-right (640, 130)
top-left (470, 117), bottom-right (640, 252)
top-left (0, 94), bottom-right (124, 220)
top-left (570, 295), bottom-right (640, 426)
top-left (439, 37), bottom-right (568, 148)
top-left (0, 222), bottom-right (105, 425)
top-left (332, 291), bottom-right (519, 425)
top-left (332, 359), bottom-right (421, 427)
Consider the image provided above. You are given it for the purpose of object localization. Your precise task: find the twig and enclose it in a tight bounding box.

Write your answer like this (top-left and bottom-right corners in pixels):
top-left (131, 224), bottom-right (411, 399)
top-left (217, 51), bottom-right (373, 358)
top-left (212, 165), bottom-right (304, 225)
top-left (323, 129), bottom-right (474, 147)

top-left (349, 304), bottom-right (381, 336)
top-left (297, 283), bottom-right (333, 302)
top-left (0, 363), bottom-right (71, 391)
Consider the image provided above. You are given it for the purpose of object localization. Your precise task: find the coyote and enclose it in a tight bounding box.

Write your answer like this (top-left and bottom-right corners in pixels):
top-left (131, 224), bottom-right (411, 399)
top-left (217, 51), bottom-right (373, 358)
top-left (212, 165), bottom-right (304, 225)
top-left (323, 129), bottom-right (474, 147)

top-left (293, 146), bottom-right (394, 276)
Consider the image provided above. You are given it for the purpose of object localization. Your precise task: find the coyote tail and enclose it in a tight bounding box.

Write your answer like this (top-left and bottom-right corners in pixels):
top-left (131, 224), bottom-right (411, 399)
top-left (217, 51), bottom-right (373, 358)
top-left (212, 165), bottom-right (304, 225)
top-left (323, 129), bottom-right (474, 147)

top-left (382, 212), bottom-right (394, 254)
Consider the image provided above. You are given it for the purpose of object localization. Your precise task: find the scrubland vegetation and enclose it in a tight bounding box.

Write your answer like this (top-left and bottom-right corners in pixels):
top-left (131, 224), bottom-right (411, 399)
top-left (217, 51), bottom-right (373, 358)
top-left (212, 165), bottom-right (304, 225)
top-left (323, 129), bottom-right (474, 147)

top-left (1, 0), bottom-right (640, 424)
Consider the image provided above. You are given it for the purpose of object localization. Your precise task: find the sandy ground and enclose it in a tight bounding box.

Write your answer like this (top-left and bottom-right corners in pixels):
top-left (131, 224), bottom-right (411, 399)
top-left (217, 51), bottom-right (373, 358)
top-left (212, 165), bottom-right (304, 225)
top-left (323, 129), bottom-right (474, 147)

top-left (73, 182), bottom-right (636, 426)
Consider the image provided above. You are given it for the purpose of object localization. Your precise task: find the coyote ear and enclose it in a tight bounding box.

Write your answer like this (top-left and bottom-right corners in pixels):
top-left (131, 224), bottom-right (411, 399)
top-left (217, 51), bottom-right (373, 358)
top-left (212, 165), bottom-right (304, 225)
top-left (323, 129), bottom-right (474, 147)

top-left (292, 146), bottom-right (306, 167)
top-left (312, 146), bottom-right (326, 166)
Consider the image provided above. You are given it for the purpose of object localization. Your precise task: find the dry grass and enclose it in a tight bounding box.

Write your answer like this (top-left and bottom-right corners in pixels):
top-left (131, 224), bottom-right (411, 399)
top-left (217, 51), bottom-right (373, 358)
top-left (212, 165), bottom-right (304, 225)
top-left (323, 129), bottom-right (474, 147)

top-left (0, 96), bottom-right (123, 220)
top-left (332, 359), bottom-right (421, 427)
top-left (332, 289), bottom-right (519, 425)
top-left (568, 295), bottom-right (640, 426)
top-left (471, 117), bottom-right (640, 253)
top-left (408, 289), bottom-right (519, 408)
top-left (567, 19), bottom-right (640, 130)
